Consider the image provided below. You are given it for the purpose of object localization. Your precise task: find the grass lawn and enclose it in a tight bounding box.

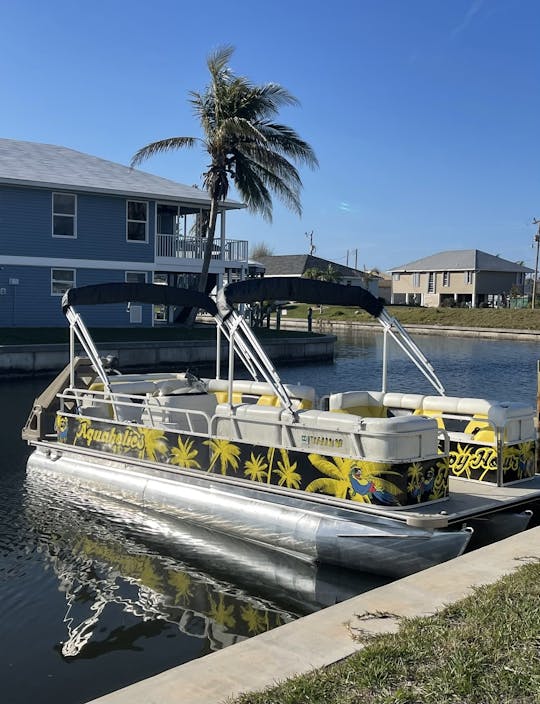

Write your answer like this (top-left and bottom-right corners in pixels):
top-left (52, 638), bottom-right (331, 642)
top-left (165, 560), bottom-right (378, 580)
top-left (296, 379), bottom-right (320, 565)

top-left (0, 324), bottom-right (320, 345)
top-left (288, 304), bottom-right (540, 330)
top-left (232, 561), bottom-right (540, 704)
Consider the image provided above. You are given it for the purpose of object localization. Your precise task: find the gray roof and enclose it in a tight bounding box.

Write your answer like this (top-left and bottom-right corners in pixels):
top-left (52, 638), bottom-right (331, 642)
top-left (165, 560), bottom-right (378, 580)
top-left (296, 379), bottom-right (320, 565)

top-left (257, 254), bottom-right (365, 278)
top-left (390, 249), bottom-right (532, 274)
top-left (0, 138), bottom-right (243, 209)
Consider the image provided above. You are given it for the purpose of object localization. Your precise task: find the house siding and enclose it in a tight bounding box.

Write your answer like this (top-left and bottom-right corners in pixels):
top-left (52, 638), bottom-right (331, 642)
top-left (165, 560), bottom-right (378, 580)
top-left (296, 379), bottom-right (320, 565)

top-left (0, 265), bottom-right (153, 327)
top-left (0, 185), bottom-right (155, 262)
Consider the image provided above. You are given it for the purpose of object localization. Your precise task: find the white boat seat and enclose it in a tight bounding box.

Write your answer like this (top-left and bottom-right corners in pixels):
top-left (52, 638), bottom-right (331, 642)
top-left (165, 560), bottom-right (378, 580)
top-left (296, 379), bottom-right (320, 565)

top-left (328, 391), bottom-right (385, 417)
top-left (381, 392), bottom-right (425, 411)
top-left (206, 379), bottom-right (315, 409)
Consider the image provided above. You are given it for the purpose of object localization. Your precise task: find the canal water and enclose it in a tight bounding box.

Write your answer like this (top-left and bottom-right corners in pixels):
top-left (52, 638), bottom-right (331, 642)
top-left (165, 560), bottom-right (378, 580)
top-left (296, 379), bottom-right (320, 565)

top-left (1, 330), bottom-right (538, 704)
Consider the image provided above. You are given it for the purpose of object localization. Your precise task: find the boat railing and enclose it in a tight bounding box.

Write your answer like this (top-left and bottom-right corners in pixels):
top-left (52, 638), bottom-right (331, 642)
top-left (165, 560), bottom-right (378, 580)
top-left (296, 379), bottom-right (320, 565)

top-left (58, 388), bottom-right (214, 436)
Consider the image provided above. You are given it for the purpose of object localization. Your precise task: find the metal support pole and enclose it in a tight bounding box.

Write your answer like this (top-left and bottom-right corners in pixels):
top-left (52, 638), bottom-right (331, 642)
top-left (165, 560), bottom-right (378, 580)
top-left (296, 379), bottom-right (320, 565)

top-left (382, 326), bottom-right (388, 393)
top-left (532, 219), bottom-right (540, 309)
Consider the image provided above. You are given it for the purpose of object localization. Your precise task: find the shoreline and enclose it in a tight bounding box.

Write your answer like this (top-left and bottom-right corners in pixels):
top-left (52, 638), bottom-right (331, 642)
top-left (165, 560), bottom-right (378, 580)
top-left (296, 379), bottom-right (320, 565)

top-left (280, 317), bottom-right (540, 341)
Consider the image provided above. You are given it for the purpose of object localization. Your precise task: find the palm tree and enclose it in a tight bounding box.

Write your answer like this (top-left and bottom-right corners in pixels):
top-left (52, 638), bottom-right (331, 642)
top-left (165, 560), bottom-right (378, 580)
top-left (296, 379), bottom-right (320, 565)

top-left (131, 45), bottom-right (318, 299)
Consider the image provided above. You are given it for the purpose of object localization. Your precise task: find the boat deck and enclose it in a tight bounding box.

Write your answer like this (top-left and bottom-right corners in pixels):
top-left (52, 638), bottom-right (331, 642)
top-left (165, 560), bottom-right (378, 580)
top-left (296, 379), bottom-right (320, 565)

top-left (405, 475), bottom-right (540, 527)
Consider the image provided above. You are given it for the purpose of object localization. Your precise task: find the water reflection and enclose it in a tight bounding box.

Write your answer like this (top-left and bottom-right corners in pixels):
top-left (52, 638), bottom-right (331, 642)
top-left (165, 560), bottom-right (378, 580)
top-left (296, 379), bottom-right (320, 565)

top-left (24, 468), bottom-right (386, 662)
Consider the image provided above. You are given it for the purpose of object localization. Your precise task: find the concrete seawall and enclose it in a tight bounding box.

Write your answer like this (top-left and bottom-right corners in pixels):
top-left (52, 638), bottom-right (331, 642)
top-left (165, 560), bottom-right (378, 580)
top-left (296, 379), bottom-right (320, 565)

top-left (0, 334), bottom-right (336, 376)
top-left (280, 317), bottom-right (540, 341)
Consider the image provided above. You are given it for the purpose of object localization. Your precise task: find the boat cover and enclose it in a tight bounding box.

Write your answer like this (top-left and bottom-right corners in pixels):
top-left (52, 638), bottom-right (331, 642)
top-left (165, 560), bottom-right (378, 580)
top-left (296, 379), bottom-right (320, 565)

top-left (217, 277), bottom-right (384, 318)
top-left (61, 283), bottom-right (218, 316)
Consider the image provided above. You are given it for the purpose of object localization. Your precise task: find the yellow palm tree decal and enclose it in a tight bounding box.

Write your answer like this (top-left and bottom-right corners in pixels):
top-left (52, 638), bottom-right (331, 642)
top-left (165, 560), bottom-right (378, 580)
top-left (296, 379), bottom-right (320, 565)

top-left (204, 438), bottom-right (241, 475)
top-left (307, 454), bottom-right (400, 503)
top-left (306, 455), bottom-right (354, 499)
top-left (170, 437), bottom-right (201, 469)
top-left (168, 571), bottom-right (193, 604)
top-left (244, 453), bottom-right (268, 482)
top-left (275, 449), bottom-right (301, 489)
top-left (241, 605), bottom-right (268, 634)
top-left (407, 462), bottom-right (424, 498)
top-left (208, 594), bottom-right (236, 629)
top-left (141, 428), bottom-right (168, 461)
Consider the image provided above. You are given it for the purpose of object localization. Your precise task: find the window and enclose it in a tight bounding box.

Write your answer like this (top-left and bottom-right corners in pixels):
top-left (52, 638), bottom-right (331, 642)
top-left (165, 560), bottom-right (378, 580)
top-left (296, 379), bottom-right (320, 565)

top-left (464, 271), bottom-right (473, 285)
top-left (127, 201), bottom-right (148, 242)
top-left (428, 272), bottom-right (436, 293)
top-left (51, 268), bottom-right (75, 295)
top-left (443, 271), bottom-right (450, 287)
top-left (52, 193), bottom-right (76, 237)
top-left (412, 273), bottom-right (420, 287)
top-left (392, 273), bottom-right (400, 281)
top-left (125, 271), bottom-right (147, 284)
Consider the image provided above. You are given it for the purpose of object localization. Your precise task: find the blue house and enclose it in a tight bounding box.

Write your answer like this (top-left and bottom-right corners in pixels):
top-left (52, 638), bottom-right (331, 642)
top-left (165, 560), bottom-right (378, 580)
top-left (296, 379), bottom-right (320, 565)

top-left (0, 138), bottom-right (247, 327)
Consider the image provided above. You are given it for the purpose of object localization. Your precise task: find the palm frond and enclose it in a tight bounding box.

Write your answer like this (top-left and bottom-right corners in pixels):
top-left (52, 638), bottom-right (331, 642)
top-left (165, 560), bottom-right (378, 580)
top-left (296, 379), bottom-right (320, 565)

top-left (130, 137), bottom-right (198, 167)
top-left (257, 123), bottom-right (319, 167)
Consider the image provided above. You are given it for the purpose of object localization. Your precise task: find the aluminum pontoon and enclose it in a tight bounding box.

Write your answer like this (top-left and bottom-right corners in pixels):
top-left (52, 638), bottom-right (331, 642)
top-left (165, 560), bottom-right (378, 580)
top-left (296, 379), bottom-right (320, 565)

top-left (23, 280), bottom-right (540, 578)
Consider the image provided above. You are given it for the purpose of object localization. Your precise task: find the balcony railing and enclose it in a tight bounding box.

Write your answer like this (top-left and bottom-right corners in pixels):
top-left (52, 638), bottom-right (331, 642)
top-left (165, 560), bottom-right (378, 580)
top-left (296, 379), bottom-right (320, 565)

top-left (156, 234), bottom-right (248, 262)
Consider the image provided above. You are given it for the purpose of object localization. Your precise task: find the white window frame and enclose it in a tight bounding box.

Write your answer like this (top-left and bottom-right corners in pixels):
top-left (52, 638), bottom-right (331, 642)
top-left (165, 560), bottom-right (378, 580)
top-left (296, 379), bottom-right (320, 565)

top-left (126, 200), bottom-right (148, 243)
top-left (51, 268), bottom-right (76, 296)
top-left (125, 271), bottom-right (147, 284)
top-left (52, 192), bottom-right (77, 238)
top-left (412, 273), bottom-right (420, 287)
top-left (427, 272), bottom-right (436, 293)
top-left (443, 271), bottom-right (450, 287)
top-left (464, 271), bottom-right (473, 285)
top-left (392, 273), bottom-right (400, 281)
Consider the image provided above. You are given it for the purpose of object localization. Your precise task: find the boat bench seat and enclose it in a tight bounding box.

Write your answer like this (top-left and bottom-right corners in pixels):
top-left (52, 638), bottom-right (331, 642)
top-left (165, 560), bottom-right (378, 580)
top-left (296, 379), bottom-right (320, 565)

top-left (331, 390), bottom-right (535, 443)
top-left (328, 391), bottom-right (386, 417)
top-left (294, 410), bottom-right (439, 462)
top-left (206, 379), bottom-right (315, 409)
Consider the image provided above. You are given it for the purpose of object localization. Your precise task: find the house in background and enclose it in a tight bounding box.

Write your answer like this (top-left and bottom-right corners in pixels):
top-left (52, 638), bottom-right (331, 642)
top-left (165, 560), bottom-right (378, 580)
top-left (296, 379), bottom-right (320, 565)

top-left (256, 254), bottom-right (380, 297)
top-left (0, 138), bottom-right (247, 327)
top-left (389, 250), bottom-right (532, 308)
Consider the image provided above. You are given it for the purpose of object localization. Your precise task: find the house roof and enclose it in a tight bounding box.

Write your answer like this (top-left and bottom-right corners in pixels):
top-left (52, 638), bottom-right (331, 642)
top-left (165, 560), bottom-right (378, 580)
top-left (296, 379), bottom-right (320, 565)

top-left (390, 249), bottom-right (532, 274)
top-left (257, 254), bottom-right (364, 278)
top-left (0, 138), bottom-right (243, 209)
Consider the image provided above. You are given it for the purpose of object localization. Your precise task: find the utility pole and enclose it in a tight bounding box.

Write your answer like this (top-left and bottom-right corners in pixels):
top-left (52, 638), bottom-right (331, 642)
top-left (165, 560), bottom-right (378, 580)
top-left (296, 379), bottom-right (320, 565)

top-left (533, 219), bottom-right (540, 309)
top-left (305, 230), bottom-right (315, 255)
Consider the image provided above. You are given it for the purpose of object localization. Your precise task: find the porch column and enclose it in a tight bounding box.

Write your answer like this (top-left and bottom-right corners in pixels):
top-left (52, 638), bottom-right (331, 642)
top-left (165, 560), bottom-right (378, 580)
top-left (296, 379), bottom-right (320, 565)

top-left (220, 209), bottom-right (226, 258)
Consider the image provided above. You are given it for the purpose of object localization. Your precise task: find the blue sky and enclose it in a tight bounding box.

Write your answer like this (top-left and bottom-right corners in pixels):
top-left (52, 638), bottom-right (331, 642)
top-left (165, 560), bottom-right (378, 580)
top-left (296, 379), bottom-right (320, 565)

top-left (1, 0), bottom-right (538, 272)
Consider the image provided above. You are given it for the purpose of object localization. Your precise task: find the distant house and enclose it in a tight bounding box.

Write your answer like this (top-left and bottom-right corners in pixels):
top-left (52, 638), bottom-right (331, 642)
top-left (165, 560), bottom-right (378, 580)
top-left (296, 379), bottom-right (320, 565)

top-left (0, 138), bottom-right (247, 327)
top-left (256, 254), bottom-right (379, 296)
top-left (389, 250), bottom-right (532, 308)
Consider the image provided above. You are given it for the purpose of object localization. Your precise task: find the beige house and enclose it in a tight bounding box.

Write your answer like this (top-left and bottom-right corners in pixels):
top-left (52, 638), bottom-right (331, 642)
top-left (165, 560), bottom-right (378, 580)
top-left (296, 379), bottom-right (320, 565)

top-left (389, 250), bottom-right (532, 308)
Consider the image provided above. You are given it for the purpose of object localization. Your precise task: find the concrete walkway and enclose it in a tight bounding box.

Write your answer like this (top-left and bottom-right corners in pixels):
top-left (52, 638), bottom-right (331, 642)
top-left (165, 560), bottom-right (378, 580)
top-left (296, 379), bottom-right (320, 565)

top-left (87, 526), bottom-right (540, 704)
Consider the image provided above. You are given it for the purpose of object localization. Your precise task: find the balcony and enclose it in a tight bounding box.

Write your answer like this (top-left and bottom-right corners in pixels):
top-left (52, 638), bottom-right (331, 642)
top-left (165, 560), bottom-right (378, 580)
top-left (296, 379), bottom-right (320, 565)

top-left (156, 234), bottom-right (248, 263)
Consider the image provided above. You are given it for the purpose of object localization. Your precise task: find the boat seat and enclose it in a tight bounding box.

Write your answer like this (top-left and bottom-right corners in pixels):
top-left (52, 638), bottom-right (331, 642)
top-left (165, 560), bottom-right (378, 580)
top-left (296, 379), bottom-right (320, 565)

top-left (419, 396), bottom-right (535, 441)
top-left (328, 391), bottom-right (386, 417)
top-left (293, 410), bottom-right (439, 462)
top-left (381, 392), bottom-right (425, 412)
top-left (206, 379), bottom-right (315, 409)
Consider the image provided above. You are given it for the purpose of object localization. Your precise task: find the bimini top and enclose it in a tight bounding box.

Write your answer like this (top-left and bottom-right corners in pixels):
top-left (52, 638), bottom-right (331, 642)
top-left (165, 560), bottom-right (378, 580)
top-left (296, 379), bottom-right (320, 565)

top-left (217, 277), bottom-right (384, 318)
top-left (61, 283), bottom-right (218, 317)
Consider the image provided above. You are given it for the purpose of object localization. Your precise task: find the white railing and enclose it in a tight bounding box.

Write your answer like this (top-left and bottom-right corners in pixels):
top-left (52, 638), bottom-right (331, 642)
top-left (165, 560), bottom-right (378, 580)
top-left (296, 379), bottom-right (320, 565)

top-left (156, 235), bottom-right (248, 262)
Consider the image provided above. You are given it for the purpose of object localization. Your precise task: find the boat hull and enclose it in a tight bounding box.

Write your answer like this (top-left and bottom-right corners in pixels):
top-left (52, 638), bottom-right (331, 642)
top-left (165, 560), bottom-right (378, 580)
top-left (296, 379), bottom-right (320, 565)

top-left (27, 445), bottom-right (471, 579)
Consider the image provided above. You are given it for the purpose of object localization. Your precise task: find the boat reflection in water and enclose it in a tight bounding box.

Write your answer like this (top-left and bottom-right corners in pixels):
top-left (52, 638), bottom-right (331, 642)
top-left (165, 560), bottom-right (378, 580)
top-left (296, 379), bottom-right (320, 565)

top-left (24, 467), bottom-right (388, 660)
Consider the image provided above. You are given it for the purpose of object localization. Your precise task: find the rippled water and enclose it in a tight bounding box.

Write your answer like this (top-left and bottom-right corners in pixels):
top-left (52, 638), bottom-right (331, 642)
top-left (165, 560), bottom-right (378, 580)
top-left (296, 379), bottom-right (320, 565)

top-left (1, 331), bottom-right (538, 703)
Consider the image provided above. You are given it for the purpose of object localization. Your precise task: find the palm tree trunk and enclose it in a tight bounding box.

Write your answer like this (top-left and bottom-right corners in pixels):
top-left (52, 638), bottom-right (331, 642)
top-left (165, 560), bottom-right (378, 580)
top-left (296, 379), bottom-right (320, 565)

top-left (184, 196), bottom-right (220, 327)
top-left (198, 196), bottom-right (220, 294)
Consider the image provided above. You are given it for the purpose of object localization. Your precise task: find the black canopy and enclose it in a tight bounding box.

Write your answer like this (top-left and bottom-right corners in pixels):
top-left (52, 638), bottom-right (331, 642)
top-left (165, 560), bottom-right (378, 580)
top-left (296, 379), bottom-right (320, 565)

top-left (62, 283), bottom-right (218, 316)
top-left (217, 277), bottom-right (384, 318)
